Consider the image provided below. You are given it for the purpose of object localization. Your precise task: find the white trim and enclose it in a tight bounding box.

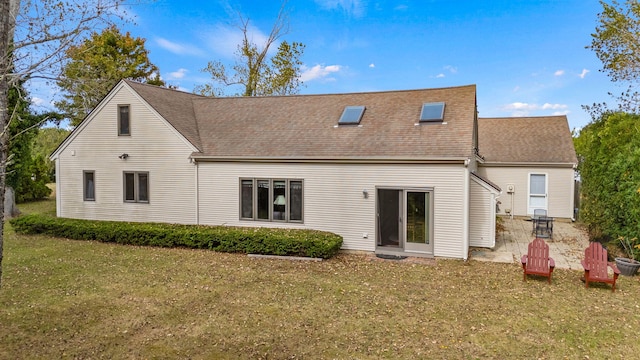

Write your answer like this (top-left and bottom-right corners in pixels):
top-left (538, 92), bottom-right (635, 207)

top-left (50, 80), bottom-right (199, 160)
top-left (463, 167), bottom-right (470, 260)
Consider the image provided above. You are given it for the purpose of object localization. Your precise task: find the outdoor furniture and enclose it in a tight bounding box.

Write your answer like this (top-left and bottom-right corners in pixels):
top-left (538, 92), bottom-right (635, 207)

top-left (581, 242), bottom-right (620, 292)
top-left (521, 238), bottom-right (555, 284)
top-left (533, 216), bottom-right (554, 239)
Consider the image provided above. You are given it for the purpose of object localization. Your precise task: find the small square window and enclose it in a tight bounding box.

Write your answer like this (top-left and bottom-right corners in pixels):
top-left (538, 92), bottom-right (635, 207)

top-left (123, 171), bottom-right (149, 203)
top-left (339, 106), bottom-right (365, 125)
top-left (420, 102), bottom-right (445, 122)
top-left (118, 105), bottom-right (130, 135)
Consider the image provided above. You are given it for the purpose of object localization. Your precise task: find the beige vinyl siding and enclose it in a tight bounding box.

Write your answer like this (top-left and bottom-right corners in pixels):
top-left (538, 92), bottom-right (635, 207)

top-left (55, 84), bottom-right (197, 224)
top-left (478, 166), bottom-right (574, 219)
top-left (469, 178), bottom-right (496, 248)
top-left (197, 162), bottom-right (467, 258)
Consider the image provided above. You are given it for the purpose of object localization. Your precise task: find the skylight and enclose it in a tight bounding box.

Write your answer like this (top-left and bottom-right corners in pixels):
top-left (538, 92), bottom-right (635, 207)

top-left (339, 106), bottom-right (365, 125)
top-left (420, 102), bottom-right (445, 122)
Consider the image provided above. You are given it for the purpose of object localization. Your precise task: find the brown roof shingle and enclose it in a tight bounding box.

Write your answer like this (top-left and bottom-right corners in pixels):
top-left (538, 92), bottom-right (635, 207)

top-left (191, 85), bottom-right (477, 159)
top-left (478, 116), bottom-right (577, 164)
top-left (125, 80), bottom-right (206, 150)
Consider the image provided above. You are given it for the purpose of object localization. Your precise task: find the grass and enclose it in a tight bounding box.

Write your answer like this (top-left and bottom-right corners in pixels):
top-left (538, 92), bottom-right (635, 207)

top-left (1, 199), bottom-right (640, 359)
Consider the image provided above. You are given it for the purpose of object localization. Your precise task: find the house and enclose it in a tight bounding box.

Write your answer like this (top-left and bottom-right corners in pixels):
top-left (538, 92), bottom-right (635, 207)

top-left (50, 80), bottom-right (575, 259)
top-left (477, 116), bottom-right (578, 220)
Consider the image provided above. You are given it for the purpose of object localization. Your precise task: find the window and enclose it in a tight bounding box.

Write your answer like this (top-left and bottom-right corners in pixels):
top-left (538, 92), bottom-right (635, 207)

top-left (118, 105), bottom-right (130, 135)
top-left (240, 178), bottom-right (303, 223)
top-left (123, 171), bottom-right (149, 203)
top-left (420, 102), bottom-right (445, 122)
top-left (338, 106), bottom-right (365, 125)
top-left (83, 171), bottom-right (95, 201)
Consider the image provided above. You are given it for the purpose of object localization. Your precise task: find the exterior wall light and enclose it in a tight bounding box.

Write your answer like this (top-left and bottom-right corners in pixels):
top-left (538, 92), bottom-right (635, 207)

top-left (119, 153), bottom-right (129, 160)
top-left (362, 189), bottom-right (369, 198)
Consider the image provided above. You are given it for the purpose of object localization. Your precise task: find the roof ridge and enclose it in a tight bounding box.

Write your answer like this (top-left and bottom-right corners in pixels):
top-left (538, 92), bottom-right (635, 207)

top-left (123, 79), bottom-right (207, 98)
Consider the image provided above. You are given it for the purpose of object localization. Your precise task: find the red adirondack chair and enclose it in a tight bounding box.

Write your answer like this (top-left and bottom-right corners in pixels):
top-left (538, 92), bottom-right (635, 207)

top-left (521, 238), bottom-right (555, 283)
top-left (581, 242), bottom-right (620, 292)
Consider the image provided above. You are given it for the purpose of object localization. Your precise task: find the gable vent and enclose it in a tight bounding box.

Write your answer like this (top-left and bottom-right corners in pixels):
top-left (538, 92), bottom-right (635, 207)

top-left (420, 102), bottom-right (445, 122)
top-left (339, 106), bottom-right (365, 125)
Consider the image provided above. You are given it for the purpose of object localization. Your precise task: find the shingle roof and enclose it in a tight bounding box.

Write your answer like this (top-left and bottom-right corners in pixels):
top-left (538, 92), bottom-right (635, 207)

top-left (125, 80), bottom-right (206, 150)
top-left (478, 116), bottom-right (577, 164)
top-left (126, 80), bottom-right (478, 160)
top-left (191, 85), bottom-right (477, 159)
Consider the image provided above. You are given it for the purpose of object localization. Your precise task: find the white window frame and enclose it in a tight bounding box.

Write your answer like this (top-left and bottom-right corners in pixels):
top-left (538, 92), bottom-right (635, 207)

top-left (527, 172), bottom-right (548, 215)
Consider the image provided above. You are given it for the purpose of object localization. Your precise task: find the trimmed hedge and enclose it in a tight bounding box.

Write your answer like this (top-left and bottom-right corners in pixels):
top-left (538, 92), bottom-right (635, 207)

top-left (9, 214), bottom-right (343, 259)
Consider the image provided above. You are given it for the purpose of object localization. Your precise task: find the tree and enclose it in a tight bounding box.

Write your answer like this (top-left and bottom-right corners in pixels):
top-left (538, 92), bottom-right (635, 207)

top-left (587, 0), bottom-right (640, 113)
top-left (56, 25), bottom-right (164, 126)
top-left (33, 126), bottom-right (70, 181)
top-left (1, 0), bottom-right (128, 288)
top-left (6, 76), bottom-right (52, 203)
top-left (196, 3), bottom-right (305, 97)
top-left (574, 111), bottom-right (640, 241)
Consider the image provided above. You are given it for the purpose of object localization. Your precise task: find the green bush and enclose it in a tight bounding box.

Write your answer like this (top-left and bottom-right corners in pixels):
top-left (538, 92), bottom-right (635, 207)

top-left (574, 112), bottom-right (640, 243)
top-left (9, 214), bottom-right (343, 259)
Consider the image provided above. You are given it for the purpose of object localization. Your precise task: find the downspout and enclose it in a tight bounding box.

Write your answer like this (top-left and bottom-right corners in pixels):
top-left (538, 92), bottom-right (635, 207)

top-left (463, 158), bottom-right (470, 261)
top-left (194, 160), bottom-right (199, 225)
top-left (56, 157), bottom-right (61, 217)
top-left (570, 166), bottom-right (577, 222)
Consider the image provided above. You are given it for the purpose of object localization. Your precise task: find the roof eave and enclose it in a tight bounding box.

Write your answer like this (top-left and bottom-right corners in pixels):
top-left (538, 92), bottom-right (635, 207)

top-left (189, 154), bottom-right (470, 165)
top-left (481, 161), bottom-right (577, 168)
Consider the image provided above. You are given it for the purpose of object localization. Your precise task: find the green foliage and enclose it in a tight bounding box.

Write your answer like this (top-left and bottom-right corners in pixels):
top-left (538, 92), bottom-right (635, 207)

top-left (196, 5), bottom-right (305, 97)
top-left (574, 112), bottom-right (640, 242)
top-left (587, 0), bottom-right (640, 113)
top-left (6, 79), bottom-right (52, 203)
top-left (56, 26), bottom-right (165, 126)
top-left (32, 127), bottom-right (70, 180)
top-left (9, 215), bottom-right (344, 259)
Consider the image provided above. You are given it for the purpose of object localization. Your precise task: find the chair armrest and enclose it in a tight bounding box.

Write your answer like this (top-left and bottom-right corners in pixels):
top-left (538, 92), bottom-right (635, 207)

top-left (549, 257), bottom-right (555, 268)
top-left (608, 262), bottom-right (621, 274)
top-left (581, 260), bottom-right (589, 270)
top-left (521, 255), bottom-right (528, 264)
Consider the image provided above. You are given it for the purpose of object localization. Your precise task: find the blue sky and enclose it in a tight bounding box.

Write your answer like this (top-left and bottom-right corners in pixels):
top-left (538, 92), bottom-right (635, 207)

top-left (32, 0), bottom-right (616, 131)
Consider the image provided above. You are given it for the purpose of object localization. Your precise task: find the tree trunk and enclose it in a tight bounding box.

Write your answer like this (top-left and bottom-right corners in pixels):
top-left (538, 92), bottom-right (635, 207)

top-left (0, 0), bottom-right (16, 289)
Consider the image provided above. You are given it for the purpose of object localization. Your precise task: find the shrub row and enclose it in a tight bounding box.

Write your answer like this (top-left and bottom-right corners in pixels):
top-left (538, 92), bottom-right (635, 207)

top-left (9, 214), bottom-right (343, 259)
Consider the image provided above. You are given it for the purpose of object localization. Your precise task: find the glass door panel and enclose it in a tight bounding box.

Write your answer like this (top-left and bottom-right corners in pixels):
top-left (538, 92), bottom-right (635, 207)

top-left (377, 189), bottom-right (401, 247)
top-left (404, 191), bottom-right (432, 253)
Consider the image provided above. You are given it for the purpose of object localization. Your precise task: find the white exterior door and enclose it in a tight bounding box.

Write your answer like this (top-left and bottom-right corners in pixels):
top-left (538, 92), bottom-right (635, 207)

top-left (528, 173), bottom-right (547, 215)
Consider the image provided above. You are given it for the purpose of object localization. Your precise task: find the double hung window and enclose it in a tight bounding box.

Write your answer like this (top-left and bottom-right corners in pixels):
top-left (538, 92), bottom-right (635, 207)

top-left (124, 171), bottom-right (149, 203)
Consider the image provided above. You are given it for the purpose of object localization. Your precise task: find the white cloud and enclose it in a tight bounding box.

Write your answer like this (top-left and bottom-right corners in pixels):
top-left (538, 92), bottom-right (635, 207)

top-left (541, 103), bottom-right (568, 110)
top-left (300, 64), bottom-right (342, 82)
top-left (369, 63), bottom-right (375, 68)
top-left (156, 38), bottom-right (204, 56)
top-left (435, 73), bottom-right (445, 78)
top-left (315, 0), bottom-right (366, 18)
top-left (554, 70), bottom-right (565, 76)
top-left (579, 68), bottom-right (590, 79)
top-left (443, 65), bottom-right (457, 74)
top-left (502, 102), bottom-right (569, 116)
top-left (168, 68), bottom-right (188, 80)
top-left (30, 96), bottom-right (45, 106)
top-left (203, 23), bottom-right (272, 58)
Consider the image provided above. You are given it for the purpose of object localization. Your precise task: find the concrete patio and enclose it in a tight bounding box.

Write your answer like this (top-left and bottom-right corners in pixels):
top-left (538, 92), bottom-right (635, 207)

top-left (470, 217), bottom-right (590, 270)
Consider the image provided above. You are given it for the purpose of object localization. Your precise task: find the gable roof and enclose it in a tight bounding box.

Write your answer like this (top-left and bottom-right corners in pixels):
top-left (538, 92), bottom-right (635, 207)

top-left (126, 81), bottom-right (478, 161)
top-left (124, 80), bottom-right (206, 151)
top-left (478, 116), bottom-right (577, 165)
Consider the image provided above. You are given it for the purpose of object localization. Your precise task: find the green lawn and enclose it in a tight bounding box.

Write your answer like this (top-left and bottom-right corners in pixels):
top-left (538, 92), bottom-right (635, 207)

top-left (1, 199), bottom-right (639, 359)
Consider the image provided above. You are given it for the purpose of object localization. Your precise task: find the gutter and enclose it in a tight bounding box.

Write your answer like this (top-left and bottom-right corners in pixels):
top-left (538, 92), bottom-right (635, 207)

top-left (189, 155), bottom-right (470, 165)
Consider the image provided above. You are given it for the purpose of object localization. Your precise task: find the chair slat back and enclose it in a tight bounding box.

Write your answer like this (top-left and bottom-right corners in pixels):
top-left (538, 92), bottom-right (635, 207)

top-left (584, 242), bottom-right (609, 279)
top-left (528, 238), bottom-right (550, 271)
